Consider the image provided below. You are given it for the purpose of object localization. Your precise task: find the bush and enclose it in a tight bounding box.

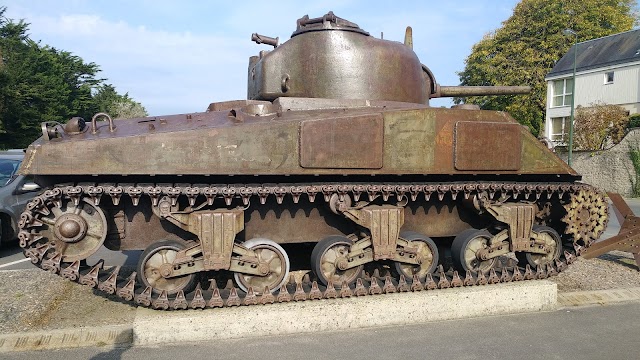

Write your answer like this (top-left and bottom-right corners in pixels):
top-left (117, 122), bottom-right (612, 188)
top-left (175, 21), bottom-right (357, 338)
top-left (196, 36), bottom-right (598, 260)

top-left (574, 102), bottom-right (629, 150)
top-left (629, 142), bottom-right (640, 197)
top-left (629, 113), bottom-right (640, 129)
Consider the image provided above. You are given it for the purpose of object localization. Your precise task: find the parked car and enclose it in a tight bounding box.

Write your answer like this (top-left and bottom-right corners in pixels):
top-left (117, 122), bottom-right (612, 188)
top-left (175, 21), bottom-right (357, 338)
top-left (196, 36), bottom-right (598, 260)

top-left (0, 150), bottom-right (41, 247)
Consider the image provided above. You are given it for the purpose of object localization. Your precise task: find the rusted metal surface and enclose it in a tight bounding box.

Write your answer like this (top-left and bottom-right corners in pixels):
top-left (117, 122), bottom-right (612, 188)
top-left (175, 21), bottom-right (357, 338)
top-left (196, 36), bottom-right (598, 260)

top-left (433, 86), bottom-right (531, 98)
top-left (583, 193), bottom-right (640, 269)
top-left (251, 33), bottom-right (279, 48)
top-left (22, 105), bottom-right (575, 177)
top-left (102, 196), bottom-right (196, 251)
top-left (17, 180), bottom-right (603, 310)
top-left (247, 12), bottom-right (530, 105)
top-left (563, 189), bottom-right (609, 245)
top-left (454, 122), bottom-right (522, 171)
top-left (300, 114), bottom-right (384, 169)
top-left (86, 182), bottom-right (583, 252)
top-left (382, 109), bottom-right (436, 172)
top-left (36, 197), bottom-right (108, 262)
top-left (344, 205), bottom-right (404, 260)
top-left (191, 209), bottom-right (244, 271)
top-left (485, 202), bottom-right (536, 251)
top-left (248, 14), bottom-right (429, 104)
top-left (206, 99), bottom-right (272, 112)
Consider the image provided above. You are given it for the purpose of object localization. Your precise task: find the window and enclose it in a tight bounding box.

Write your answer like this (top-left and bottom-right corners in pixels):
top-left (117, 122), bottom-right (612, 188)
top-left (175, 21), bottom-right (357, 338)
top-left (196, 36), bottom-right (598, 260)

top-left (0, 159), bottom-right (20, 187)
top-left (552, 79), bottom-right (573, 107)
top-left (604, 71), bottom-right (614, 84)
top-left (550, 117), bottom-right (572, 143)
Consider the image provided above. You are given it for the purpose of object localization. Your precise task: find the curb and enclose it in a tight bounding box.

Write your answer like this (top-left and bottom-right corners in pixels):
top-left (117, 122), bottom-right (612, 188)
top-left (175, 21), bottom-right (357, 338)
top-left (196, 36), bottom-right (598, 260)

top-left (3, 282), bottom-right (638, 352)
top-left (132, 280), bottom-right (557, 346)
top-left (0, 324), bottom-right (132, 352)
top-left (558, 286), bottom-right (640, 307)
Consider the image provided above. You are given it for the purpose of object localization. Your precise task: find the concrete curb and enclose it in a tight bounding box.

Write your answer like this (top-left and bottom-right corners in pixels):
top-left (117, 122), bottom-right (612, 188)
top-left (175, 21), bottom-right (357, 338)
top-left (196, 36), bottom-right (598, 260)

top-left (0, 324), bottom-right (132, 352)
top-left (12, 281), bottom-right (640, 352)
top-left (558, 286), bottom-right (640, 307)
top-left (132, 281), bottom-right (557, 346)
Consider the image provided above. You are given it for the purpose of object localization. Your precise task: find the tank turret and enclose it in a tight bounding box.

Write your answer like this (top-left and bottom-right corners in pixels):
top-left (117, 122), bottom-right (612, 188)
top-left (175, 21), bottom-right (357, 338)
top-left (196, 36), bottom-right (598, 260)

top-left (248, 11), bottom-right (529, 104)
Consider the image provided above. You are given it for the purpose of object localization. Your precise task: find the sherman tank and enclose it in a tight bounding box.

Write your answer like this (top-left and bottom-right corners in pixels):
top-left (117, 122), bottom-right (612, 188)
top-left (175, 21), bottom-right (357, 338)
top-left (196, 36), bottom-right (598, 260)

top-left (17, 12), bottom-right (610, 310)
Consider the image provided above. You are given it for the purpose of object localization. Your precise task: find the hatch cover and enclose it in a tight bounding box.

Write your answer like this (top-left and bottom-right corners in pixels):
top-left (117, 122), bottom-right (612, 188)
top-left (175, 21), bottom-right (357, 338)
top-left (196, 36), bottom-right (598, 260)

top-left (455, 121), bottom-right (521, 171)
top-left (300, 114), bottom-right (384, 169)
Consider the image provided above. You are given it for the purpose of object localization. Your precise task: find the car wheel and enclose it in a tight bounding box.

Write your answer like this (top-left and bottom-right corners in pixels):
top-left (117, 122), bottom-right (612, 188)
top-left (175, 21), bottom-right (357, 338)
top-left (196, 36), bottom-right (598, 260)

top-left (0, 215), bottom-right (16, 247)
top-left (0, 216), bottom-right (7, 247)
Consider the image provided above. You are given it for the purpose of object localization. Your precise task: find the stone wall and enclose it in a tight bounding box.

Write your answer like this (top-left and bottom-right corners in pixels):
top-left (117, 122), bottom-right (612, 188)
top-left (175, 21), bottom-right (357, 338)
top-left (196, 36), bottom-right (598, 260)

top-left (557, 129), bottom-right (640, 196)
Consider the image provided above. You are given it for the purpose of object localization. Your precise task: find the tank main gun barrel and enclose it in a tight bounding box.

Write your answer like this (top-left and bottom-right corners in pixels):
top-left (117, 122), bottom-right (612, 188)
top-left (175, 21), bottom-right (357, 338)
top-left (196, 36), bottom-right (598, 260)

top-left (431, 85), bottom-right (531, 98)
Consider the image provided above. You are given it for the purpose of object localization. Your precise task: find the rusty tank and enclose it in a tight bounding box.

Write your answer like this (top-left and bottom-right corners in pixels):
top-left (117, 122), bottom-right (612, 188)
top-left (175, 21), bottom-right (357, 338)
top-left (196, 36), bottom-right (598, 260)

top-left (17, 12), bottom-right (609, 309)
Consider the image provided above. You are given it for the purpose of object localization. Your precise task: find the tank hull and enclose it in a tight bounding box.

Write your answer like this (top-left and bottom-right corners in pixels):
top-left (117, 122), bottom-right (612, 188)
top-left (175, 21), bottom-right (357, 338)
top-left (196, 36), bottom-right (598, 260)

top-left (20, 99), bottom-right (576, 178)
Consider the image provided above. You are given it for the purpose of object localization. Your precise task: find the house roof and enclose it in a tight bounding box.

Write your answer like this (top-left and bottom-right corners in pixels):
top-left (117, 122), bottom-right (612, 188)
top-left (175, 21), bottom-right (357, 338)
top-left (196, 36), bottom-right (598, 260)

top-left (547, 28), bottom-right (640, 78)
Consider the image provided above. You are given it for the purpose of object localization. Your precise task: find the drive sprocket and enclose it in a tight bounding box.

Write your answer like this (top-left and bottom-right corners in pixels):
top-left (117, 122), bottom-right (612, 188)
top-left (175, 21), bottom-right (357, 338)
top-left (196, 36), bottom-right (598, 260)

top-left (562, 189), bottom-right (608, 245)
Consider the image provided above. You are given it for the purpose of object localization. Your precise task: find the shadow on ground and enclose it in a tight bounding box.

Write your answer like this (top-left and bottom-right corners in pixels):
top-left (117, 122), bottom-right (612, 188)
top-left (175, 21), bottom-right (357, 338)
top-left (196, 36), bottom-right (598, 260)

top-left (89, 330), bottom-right (133, 360)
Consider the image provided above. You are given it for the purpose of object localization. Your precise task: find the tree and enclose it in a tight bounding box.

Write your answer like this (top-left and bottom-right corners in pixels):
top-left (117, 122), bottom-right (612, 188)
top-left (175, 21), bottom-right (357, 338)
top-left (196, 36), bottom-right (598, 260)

top-left (0, 7), bottom-right (147, 148)
top-left (0, 8), bottom-right (102, 147)
top-left (109, 99), bottom-right (147, 119)
top-left (574, 102), bottom-right (629, 150)
top-left (456, 0), bottom-right (638, 137)
top-left (0, 7), bottom-right (31, 137)
top-left (92, 84), bottom-right (148, 119)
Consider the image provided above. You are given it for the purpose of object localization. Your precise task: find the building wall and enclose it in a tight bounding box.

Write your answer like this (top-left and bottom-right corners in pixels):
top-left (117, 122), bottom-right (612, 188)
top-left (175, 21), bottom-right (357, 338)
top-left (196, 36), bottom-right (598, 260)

top-left (574, 63), bottom-right (640, 106)
top-left (557, 129), bottom-right (640, 196)
top-left (545, 61), bottom-right (640, 140)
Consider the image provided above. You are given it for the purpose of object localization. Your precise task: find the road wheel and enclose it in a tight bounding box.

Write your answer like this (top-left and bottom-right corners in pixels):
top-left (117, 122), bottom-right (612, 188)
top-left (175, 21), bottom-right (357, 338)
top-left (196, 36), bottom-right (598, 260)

top-left (451, 229), bottom-right (497, 274)
top-left (137, 239), bottom-right (198, 295)
top-left (394, 231), bottom-right (439, 281)
top-left (516, 225), bottom-right (562, 269)
top-left (311, 235), bottom-right (363, 287)
top-left (234, 238), bottom-right (290, 294)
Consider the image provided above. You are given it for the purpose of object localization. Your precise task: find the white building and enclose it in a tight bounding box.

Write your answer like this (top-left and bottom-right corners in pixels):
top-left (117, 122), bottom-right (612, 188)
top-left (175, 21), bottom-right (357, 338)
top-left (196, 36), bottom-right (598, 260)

top-left (545, 29), bottom-right (640, 144)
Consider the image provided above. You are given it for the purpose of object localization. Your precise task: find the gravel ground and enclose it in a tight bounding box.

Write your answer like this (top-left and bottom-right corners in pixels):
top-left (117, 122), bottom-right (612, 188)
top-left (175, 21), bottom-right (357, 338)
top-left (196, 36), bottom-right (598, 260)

top-left (0, 268), bottom-right (137, 335)
top-left (0, 252), bottom-right (638, 335)
top-left (550, 251), bottom-right (640, 291)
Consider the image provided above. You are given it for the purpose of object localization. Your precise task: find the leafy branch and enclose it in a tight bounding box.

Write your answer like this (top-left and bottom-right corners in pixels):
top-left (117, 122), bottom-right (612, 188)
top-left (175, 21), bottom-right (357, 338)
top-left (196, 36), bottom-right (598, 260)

top-left (628, 142), bottom-right (640, 197)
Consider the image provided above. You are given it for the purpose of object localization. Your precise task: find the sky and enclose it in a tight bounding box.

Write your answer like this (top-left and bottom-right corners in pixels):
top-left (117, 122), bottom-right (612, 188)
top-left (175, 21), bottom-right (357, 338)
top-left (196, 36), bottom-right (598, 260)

top-left (3, 0), bottom-right (522, 116)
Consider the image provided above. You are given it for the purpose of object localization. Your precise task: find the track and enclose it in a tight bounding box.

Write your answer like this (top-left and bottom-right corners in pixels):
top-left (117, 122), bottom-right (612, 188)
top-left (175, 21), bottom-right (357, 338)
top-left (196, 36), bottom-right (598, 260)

top-left (17, 181), bottom-right (607, 310)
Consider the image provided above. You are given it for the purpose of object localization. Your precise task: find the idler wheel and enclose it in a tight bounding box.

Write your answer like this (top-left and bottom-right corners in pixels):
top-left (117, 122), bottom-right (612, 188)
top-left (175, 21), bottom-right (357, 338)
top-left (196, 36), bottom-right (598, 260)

top-left (451, 229), bottom-right (497, 274)
top-left (394, 231), bottom-right (439, 281)
top-left (40, 199), bottom-right (107, 262)
top-left (137, 239), bottom-right (197, 296)
top-left (234, 238), bottom-right (290, 294)
top-left (311, 235), bottom-right (363, 287)
top-left (516, 225), bottom-right (562, 269)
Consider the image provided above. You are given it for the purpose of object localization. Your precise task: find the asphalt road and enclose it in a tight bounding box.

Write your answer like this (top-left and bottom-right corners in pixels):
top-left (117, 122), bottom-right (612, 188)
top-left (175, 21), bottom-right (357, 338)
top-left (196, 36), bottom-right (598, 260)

top-left (3, 301), bottom-right (639, 360)
top-left (2, 198), bottom-right (639, 271)
top-left (0, 245), bottom-right (140, 270)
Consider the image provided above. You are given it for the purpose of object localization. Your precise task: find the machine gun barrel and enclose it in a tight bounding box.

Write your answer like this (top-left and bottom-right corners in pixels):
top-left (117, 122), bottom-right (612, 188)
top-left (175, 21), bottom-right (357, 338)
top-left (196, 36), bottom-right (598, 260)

top-left (432, 85), bottom-right (531, 98)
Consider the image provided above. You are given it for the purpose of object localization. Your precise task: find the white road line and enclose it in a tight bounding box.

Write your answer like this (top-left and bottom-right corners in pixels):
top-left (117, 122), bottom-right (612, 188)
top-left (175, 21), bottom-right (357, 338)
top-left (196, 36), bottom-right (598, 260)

top-left (0, 257), bottom-right (30, 269)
